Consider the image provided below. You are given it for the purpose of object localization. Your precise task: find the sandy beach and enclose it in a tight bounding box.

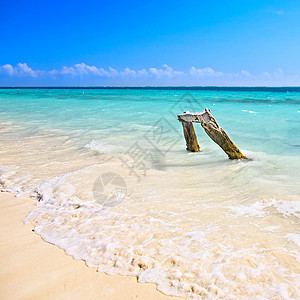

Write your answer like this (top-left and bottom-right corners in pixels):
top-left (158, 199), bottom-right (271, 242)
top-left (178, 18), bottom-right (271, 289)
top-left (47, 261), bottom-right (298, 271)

top-left (0, 89), bottom-right (299, 298)
top-left (0, 191), bottom-right (179, 300)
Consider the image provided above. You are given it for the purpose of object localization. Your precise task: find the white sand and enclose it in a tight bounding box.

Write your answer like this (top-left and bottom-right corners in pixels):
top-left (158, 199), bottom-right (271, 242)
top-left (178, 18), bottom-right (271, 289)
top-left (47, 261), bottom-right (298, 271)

top-left (0, 192), bottom-right (180, 300)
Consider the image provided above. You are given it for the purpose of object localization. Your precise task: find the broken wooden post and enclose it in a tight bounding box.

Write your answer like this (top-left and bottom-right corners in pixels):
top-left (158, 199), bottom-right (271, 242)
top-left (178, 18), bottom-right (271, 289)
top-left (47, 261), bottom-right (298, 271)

top-left (178, 108), bottom-right (247, 159)
top-left (180, 120), bottom-right (200, 152)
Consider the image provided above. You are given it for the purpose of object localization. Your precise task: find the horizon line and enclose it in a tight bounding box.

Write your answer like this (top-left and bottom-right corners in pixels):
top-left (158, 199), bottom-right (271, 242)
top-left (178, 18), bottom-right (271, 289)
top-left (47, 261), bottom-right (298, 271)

top-left (1, 85), bottom-right (300, 88)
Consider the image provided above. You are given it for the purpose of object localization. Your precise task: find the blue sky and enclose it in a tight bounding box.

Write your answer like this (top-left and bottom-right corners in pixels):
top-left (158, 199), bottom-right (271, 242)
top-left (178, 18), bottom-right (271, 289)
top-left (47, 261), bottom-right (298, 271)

top-left (0, 0), bottom-right (300, 86)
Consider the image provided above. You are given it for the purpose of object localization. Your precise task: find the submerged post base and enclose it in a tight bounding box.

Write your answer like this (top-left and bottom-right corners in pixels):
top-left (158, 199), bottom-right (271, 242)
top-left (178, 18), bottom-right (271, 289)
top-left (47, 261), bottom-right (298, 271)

top-left (180, 121), bottom-right (200, 152)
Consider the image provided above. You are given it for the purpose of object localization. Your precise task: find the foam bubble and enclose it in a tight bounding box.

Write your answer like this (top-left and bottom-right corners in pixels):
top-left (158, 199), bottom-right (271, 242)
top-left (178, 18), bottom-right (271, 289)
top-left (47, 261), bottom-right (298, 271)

top-left (286, 233), bottom-right (300, 248)
top-left (227, 198), bottom-right (300, 220)
top-left (24, 178), bottom-right (300, 299)
top-left (84, 139), bottom-right (113, 154)
top-left (242, 109), bottom-right (257, 114)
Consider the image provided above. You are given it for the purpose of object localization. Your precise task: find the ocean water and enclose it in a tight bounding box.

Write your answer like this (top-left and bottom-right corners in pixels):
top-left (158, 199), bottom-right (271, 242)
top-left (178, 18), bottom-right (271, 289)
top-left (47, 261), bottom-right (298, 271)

top-left (0, 88), bottom-right (299, 299)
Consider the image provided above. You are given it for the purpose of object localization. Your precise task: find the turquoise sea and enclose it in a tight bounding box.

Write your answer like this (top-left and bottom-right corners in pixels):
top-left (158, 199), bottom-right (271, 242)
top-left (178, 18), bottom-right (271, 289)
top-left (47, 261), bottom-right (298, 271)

top-left (0, 88), bottom-right (299, 298)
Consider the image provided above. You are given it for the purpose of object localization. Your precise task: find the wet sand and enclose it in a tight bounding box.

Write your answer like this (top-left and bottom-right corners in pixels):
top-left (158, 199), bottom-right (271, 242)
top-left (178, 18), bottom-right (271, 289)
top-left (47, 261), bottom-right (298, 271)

top-left (0, 191), bottom-right (180, 300)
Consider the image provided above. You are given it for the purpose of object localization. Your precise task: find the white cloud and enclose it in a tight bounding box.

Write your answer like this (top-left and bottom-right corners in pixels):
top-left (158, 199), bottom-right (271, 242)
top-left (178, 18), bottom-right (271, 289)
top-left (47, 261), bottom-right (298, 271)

top-left (120, 68), bottom-right (137, 77)
top-left (49, 63), bottom-right (184, 78)
top-left (57, 63), bottom-right (109, 76)
top-left (18, 63), bottom-right (38, 77)
top-left (261, 71), bottom-right (270, 77)
top-left (240, 70), bottom-right (251, 77)
top-left (189, 66), bottom-right (224, 77)
top-left (137, 68), bottom-right (148, 76)
top-left (1, 62), bottom-right (299, 86)
top-left (148, 64), bottom-right (184, 77)
top-left (2, 64), bottom-right (14, 75)
top-left (0, 63), bottom-right (39, 77)
top-left (108, 66), bottom-right (118, 77)
top-left (274, 68), bottom-right (284, 77)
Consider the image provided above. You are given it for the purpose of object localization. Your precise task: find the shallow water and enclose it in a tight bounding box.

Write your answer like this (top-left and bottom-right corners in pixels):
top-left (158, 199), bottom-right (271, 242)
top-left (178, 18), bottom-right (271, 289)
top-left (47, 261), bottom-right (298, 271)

top-left (0, 88), bottom-right (299, 299)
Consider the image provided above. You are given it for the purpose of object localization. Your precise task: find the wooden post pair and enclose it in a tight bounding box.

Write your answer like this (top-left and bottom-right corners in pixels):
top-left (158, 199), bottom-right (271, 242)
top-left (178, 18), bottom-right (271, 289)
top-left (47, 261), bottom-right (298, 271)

top-left (177, 109), bottom-right (247, 160)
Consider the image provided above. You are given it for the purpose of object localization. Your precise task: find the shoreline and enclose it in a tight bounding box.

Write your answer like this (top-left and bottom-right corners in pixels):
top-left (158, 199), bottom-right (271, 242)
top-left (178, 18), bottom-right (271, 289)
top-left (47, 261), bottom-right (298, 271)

top-left (0, 191), bottom-right (180, 300)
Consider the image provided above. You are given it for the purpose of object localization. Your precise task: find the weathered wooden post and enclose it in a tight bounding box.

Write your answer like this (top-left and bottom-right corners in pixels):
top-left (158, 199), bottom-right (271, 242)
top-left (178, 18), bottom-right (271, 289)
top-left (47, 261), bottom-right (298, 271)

top-left (178, 108), bottom-right (247, 159)
top-left (180, 120), bottom-right (200, 152)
